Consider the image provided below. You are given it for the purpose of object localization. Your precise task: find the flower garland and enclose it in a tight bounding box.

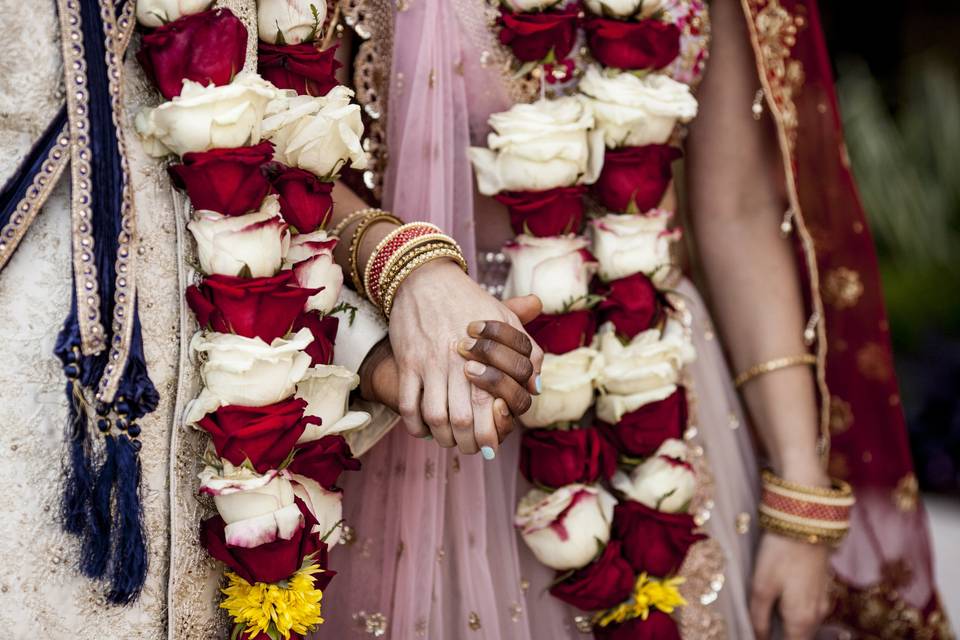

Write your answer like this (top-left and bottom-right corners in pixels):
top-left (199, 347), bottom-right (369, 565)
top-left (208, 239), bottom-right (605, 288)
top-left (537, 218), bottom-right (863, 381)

top-left (471, 1), bottom-right (709, 637)
top-left (134, 2), bottom-right (369, 638)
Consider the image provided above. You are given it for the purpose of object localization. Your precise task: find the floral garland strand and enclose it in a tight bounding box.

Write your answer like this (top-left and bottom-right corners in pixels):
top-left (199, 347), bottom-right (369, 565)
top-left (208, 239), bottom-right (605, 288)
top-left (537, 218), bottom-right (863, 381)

top-left (472, 1), bottom-right (710, 637)
top-left (134, 2), bottom-right (369, 638)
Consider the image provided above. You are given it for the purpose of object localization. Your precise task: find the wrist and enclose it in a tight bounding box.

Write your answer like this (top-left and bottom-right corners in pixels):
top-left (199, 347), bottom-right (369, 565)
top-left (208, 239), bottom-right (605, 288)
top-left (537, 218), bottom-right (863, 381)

top-left (358, 338), bottom-right (393, 404)
top-left (771, 452), bottom-right (829, 487)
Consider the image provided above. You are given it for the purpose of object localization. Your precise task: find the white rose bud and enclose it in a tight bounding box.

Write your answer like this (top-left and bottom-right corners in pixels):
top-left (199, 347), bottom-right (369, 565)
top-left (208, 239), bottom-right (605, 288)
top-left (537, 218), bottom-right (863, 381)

top-left (136, 0), bottom-right (213, 27)
top-left (503, 235), bottom-right (597, 314)
top-left (285, 232), bottom-right (343, 314)
top-left (289, 473), bottom-right (344, 545)
top-left (188, 195), bottom-right (289, 277)
top-left (515, 484), bottom-right (617, 570)
top-left (591, 210), bottom-right (680, 282)
top-left (611, 439), bottom-right (696, 513)
top-left (583, 0), bottom-right (666, 18)
top-left (135, 73), bottom-right (281, 157)
top-left (199, 464), bottom-right (302, 548)
top-left (188, 328), bottom-right (314, 416)
top-left (579, 65), bottom-right (698, 148)
top-left (295, 365), bottom-right (371, 442)
top-left (262, 87), bottom-right (367, 178)
top-left (258, 0), bottom-right (326, 45)
top-left (468, 96), bottom-right (605, 195)
top-left (521, 347), bottom-right (600, 428)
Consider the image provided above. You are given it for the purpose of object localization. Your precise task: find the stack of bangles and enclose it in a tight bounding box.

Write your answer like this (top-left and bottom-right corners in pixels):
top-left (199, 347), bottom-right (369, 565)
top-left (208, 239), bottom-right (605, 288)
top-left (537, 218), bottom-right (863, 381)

top-left (337, 209), bottom-right (468, 318)
top-left (759, 470), bottom-right (854, 546)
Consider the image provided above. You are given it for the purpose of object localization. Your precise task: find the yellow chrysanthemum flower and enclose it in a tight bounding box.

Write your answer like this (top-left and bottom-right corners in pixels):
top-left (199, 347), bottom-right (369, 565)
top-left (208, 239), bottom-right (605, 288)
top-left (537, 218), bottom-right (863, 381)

top-left (594, 573), bottom-right (687, 628)
top-left (221, 564), bottom-right (326, 639)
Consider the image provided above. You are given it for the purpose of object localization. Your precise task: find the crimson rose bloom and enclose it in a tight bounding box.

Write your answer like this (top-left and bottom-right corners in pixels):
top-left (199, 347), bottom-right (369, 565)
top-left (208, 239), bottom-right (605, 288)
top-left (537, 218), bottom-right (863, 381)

top-left (524, 310), bottom-right (596, 355)
top-left (168, 142), bottom-right (274, 217)
top-left (498, 5), bottom-right (579, 63)
top-left (593, 144), bottom-right (682, 213)
top-left (269, 166), bottom-right (335, 233)
top-left (595, 271), bottom-right (662, 340)
top-left (289, 435), bottom-right (361, 490)
top-left (137, 9), bottom-right (247, 100)
top-left (495, 186), bottom-right (586, 237)
top-left (584, 18), bottom-right (681, 71)
top-left (612, 501), bottom-right (705, 576)
top-left (258, 42), bottom-right (341, 97)
top-left (594, 611), bottom-right (681, 640)
top-left (520, 427), bottom-right (616, 488)
top-left (186, 271), bottom-right (320, 342)
top-left (293, 311), bottom-right (339, 365)
top-left (549, 540), bottom-right (635, 611)
top-left (201, 499), bottom-right (335, 585)
top-left (197, 398), bottom-right (320, 473)
top-left (598, 388), bottom-right (687, 457)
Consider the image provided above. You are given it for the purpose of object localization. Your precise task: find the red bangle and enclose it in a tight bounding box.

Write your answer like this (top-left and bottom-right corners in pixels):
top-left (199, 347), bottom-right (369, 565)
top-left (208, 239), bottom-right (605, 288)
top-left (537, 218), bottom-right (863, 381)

top-left (364, 223), bottom-right (440, 307)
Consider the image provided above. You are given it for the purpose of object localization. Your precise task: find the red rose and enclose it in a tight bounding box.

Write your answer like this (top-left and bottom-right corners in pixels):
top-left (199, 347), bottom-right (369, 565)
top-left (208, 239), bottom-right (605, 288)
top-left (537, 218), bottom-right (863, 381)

top-left (549, 540), bottom-right (636, 611)
top-left (495, 186), bottom-right (587, 237)
top-left (201, 499), bottom-right (335, 585)
top-left (595, 272), bottom-right (662, 340)
top-left (269, 166), bottom-right (335, 233)
top-left (612, 501), bottom-right (705, 576)
top-left (137, 9), bottom-right (247, 100)
top-left (186, 271), bottom-right (320, 342)
top-left (293, 311), bottom-right (339, 365)
top-left (289, 435), bottom-right (361, 490)
top-left (584, 18), bottom-right (681, 71)
top-left (258, 42), bottom-right (341, 97)
top-left (593, 145), bottom-right (682, 213)
top-left (196, 398), bottom-right (320, 473)
top-left (524, 310), bottom-right (596, 355)
top-left (598, 388), bottom-right (687, 457)
top-left (594, 611), bottom-right (681, 640)
top-left (168, 142), bottom-right (274, 216)
top-left (498, 5), bottom-right (579, 63)
top-left (520, 427), bottom-right (616, 488)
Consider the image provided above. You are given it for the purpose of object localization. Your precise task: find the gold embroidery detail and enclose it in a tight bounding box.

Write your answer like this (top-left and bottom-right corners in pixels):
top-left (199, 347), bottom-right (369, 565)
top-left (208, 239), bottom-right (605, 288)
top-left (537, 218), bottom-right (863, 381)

top-left (509, 602), bottom-right (522, 622)
top-left (892, 473), bottom-right (919, 513)
top-left (857, 342), bottom-right (893, 381)
top-left (823, 267), bottom-right (864, 310)
top-left (677, 539), bottom-right (727, 639)
top-left (829, 396), bottom-right (853, 435)
top-left (467, 611), bottom-right (482, 631)
top-left (425, 458), bottom-right (435, 479)
top-left (353, 611), bottom-right (388, 637)
top-left (751, 0), bottom-right (805, 149)
top-left (830, 578), bottom-right (954, 640)
top-left (736, 512), bottom-right (751, 535)
top-left (414, 617), bottom-right (427, 637)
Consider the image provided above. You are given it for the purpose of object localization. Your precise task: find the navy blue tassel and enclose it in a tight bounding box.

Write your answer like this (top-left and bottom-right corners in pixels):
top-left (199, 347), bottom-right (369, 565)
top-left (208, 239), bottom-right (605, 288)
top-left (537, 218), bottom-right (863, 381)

top-left (115, 305), bottom-right (160, 420)
top-left (82, 434), bottom-right (117, 579)
top-left (61, 382), bottom-right (93, 535)
top-left (107, 434), bottom-right (147, 604)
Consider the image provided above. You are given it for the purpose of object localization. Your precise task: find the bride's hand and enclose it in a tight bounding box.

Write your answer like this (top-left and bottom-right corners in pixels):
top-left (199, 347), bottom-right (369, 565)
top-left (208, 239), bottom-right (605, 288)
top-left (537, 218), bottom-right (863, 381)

top-left (388, 259), bottom-right (544, 455)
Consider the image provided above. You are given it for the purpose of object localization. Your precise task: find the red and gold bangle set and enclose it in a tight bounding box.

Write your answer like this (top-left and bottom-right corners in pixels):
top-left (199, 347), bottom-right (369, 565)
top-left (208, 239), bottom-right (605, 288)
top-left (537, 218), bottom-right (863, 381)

top-left (758, 469), bottom-right (854, 546)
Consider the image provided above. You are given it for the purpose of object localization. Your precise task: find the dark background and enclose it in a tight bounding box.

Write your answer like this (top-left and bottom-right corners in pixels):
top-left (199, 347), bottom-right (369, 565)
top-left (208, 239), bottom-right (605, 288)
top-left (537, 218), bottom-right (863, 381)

top-left (821, 2), bottom-right (960, 495)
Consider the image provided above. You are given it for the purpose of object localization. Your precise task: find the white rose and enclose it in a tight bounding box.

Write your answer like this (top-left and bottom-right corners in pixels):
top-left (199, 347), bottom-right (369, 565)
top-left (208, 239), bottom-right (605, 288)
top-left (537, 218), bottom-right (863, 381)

top-left (468, 96), bottom-right (605, 195)
top-left (503, 235), bottom-right (597, 314)
top-left (591, 210), bottom-right (680, 282)
top-left (188, 195), bottom-right (289, 277)
top-left (199, 463), bottom-right (302, 548)
top-left (515, 484), bottom-right (616, 570)
top-left (135, 0), bottom-right (213, 27)
top-left (295, 365), bottom-right (371, 442)
top-left (258, 0), bottom-right (326, 45)
top-left (285, 232), bottom-right (343, 314)
top-left (583, 0), bottom-right (665, 18)
top-left (262, 87), bottom-right (367, 178)
top-left (289, 473), bottom-right (344, 545)
top-left (521, 347), bottom-right (599, 428)
top-left (611, 439), bottom-right (696, 513)
top-left (135, 73), bottom-right (281, 157)
top-left (579, 66), bottom-right (698, 148)
top-left (187, 328), bottom-right (314, 418)
top-left (507, 0), bottom-right (563, 10)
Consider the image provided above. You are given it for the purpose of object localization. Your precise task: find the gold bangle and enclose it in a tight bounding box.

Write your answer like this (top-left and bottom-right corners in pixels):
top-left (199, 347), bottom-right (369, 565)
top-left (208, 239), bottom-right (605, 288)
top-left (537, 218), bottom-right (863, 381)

top-left (381, 247), bottom-right (468, 318)
top-left (378, 242), bottom-right (460, 308)
top-left (733, 353), bottom-right (817, 388)
top-left (348, 211), bottom-right (402, 299)
top-left (758, 512), bottom-right (848, 546)
top-left (760, 469), bottom-right (853, 500)
top-left (330, 207), bottom-right (380, 238)
top-left (377, 236), bottom-right (459, 299)
top-left (363, 225), bottom-right (445, 304)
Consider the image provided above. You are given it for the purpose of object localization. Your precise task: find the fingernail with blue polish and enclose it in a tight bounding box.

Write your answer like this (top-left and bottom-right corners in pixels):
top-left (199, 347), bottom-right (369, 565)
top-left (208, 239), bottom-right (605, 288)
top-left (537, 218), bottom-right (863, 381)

top-left (481, 446), bottom-right (496, 460)
top-left (534, 374), bottom-right (542, 394)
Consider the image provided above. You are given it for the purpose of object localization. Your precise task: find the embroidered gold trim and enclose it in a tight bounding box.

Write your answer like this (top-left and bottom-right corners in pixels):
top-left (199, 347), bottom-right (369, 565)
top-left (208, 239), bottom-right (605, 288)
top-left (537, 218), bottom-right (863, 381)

top-left (830, 578), bottom-right (955, 640)
top-left (0, 123), bottom-right (70, 271)
top-left (740, 0), bottom-right (831, 461)
top-left (58, 0), bottom-right (106, 356)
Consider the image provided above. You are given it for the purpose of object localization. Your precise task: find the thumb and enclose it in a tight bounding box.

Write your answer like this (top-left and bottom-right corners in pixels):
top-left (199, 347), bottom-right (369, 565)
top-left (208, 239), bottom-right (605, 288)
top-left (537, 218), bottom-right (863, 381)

top-left (503, 295), bottom-right (542, 324)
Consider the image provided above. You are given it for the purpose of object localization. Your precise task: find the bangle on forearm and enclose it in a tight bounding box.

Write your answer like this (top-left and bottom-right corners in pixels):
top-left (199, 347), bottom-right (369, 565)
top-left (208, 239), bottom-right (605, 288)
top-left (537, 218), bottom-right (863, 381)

top-left (381, 244), bottom-right (468, 318)
top-left (347, 210), bottom-right (402, 299)
top-left (758, 469), bottom-right (854, 546)
top-left (733, 353), bottom-right (817, 388)
top-left (364, 222), bottom-right (442, 307)
top-left (330, 207), bottom-right (380, 238)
